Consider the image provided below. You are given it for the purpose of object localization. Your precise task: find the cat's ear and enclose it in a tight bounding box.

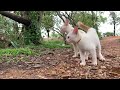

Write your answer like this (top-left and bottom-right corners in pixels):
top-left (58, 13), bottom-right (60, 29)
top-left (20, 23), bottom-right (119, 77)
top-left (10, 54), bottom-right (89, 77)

top-left (64, 19), bottom-right (69, 26)
top-left (73, 26), bottom-right (78, 34)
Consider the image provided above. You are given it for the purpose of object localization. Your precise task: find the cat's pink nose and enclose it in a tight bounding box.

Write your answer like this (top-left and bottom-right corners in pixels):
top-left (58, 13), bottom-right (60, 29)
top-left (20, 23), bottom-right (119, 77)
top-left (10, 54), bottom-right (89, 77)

top-left (66, 39), bottom-right (70, 43)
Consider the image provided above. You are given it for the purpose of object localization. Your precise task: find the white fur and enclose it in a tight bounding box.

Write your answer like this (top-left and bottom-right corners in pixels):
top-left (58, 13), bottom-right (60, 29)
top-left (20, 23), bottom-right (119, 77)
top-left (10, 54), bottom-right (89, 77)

top-left (60, 23), bottom-right (88, 58)
top-left (66, 28), bottom-right (105, 66)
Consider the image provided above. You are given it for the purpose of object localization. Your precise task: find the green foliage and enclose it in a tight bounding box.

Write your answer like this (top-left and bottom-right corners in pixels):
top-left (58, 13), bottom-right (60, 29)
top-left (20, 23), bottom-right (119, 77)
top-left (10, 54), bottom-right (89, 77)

top-left (71, 11), bottom-right (107, 28)
top-left (10, 41), bottom-right (19, 48)
top-left (51, 32), bottom-right (60, 38)
top-left (0, 14), bottom-right (18, 48)
top-left (0, 48), bottom-right (33, 56)
top-left (56, 11), bottom-right (106, 40)
top-left (97, 32), bottom-right (102, 39)
top-left (68, 11), bottom-right (107, 39)
top-left (25, 39), bottom-right (71, 52)
top-left (42, 11), bottom-right (54, 29)
top-left (103, 32), bottom-right (114, 36)
top-left (0, 15), bottom-right (13, 32)
top-left (41, 11), bottom-right (55, 38)
top-left (23, 11), bottom-right (42, 45)
top-left (72, 11), bottom-right (94, 27)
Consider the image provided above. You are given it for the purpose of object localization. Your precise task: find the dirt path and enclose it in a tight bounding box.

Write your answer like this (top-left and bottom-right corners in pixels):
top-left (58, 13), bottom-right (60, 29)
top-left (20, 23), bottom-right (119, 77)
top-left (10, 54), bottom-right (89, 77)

top-left (0, 36), bottom-right (120, 79)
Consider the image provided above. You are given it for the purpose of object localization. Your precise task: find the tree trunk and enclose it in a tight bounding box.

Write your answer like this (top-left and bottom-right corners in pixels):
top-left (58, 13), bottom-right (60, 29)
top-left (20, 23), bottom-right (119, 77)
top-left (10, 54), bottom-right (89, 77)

top-left (0, 11), bottom-right (31, 26)
top-left (91, 11), bottom-right (98, 30)
top-left (113, 23), bottom-right (116, 36)
top-left (112, 16), bottom-right (116, 36)
top-left (47, 30), bottom-right (50, 38)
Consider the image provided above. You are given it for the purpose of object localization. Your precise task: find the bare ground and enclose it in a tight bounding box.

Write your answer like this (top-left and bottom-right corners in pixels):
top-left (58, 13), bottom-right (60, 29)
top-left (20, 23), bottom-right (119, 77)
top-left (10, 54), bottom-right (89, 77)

top-left (0, 36), bottom-right (120, 79)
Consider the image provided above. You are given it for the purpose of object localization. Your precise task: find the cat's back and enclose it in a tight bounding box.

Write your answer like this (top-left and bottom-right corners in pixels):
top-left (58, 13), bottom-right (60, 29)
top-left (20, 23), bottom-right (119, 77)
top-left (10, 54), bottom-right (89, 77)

top-left (87, 28), bottom-right (96, 35)
top-left (87, 28), bottom-right (100, 45)
top-left (78, 29), bottom-right (86, 38)
top-left (78, 29), bottom-right (86, 33)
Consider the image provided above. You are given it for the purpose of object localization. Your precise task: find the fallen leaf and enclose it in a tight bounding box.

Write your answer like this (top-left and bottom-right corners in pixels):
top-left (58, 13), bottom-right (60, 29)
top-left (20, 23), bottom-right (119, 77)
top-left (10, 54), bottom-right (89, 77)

top-left (46, 57), bottom-right (50, 60)
top-left (100, 66), bottom-right (106, 69)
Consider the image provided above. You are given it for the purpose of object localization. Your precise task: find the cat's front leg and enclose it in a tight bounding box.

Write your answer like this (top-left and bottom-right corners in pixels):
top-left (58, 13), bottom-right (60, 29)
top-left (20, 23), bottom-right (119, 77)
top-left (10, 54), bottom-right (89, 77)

top-left (85, 52), bottom-right (89, 60)
top-left (80, 51), bottom-right (86, 66)
top-left (77, 45), bottom-right (80, 55)
top-left (72, 43), bottom-right (78, 57)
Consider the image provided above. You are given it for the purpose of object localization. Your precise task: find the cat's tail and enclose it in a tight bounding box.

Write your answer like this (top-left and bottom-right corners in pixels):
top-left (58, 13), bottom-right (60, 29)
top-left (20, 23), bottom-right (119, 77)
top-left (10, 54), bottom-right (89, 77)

top-left (76, 21), bottom-right (91, 32)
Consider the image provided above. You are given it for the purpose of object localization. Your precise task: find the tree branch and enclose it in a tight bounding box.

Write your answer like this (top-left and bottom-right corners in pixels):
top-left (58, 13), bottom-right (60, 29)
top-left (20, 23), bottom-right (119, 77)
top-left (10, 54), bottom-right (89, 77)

top-left (0, 11), bottom-right (31, 26)
top-left (56, 11), bottom-right (65, 23)
top-left (64, 11), bottom-right (76, 26)
top-left (52, 27), bottom-right (64, 37)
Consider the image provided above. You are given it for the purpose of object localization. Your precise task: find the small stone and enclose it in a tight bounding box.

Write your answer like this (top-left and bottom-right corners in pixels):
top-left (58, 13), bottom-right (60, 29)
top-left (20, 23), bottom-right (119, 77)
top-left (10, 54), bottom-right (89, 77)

top-left (51, 71), bottom-right (56, 75)
top-left (49, 60), bottom-right (58, 66)
top-left (9, 76), bottom-right (14, 78)
top-left (98, 69), bottom-right (103, 73)
top-left (100, 66), bottom-right (106, 69)
top-left (46, 57), bottom-right (50, 60)
top-left (91, 66), bottom-right (98, 70)
top-left (64, 55), bottom-right (69, 57)
top-left (75, 58), bottom-right (80, 61)
top-left (32, 64), bottom-right (42, 68)
top-left (58, 54), bottom-right (60, 56)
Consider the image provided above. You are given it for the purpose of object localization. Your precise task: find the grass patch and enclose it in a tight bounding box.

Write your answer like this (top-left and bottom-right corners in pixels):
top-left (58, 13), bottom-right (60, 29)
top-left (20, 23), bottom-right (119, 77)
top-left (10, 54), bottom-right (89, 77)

top-left (0, 40), bottom-right (71, 63)
top-left (41, 40), bottom-right (71, 49)
top-left (0, 40), bottom-right (71, 57)
top-left (0, 48), bottom-right (33, 56)
top-left (25, 40), bottom-right (71, 56)
top-left (26, 40), bottom-right (71, 49)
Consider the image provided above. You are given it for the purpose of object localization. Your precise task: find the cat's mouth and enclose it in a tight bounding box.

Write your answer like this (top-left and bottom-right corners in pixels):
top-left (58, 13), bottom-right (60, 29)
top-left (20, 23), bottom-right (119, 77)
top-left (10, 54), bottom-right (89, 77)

top-left (60, 28), bottom-right (65, 34)
top-left (60, 28), bottom-right (66, 33)
top-left (66, 39), bottom-right (72, 43)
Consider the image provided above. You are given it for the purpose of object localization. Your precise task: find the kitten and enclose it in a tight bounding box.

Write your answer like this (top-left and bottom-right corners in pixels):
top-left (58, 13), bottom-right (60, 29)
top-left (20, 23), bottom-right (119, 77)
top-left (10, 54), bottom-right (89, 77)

top-left (77, 21), bottom-right (105, 61)
top-left (66, 25), bottom-right (105, 66)
top-left (60, 19), bottom-right (88, 59)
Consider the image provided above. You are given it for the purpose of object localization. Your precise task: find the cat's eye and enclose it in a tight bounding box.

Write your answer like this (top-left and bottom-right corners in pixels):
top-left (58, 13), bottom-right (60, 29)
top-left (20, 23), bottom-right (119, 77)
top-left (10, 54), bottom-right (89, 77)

top-left (67, 36), bottom-right (70, 38)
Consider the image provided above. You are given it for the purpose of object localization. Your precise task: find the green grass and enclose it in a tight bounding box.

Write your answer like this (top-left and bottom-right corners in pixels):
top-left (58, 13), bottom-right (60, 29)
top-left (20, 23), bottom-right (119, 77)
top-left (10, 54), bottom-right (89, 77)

top-left (0, 40), bottom-right (71, 63)
top-left (0, 48), bottom-right (33, 63)
top-left (40, 40), bottom-right (71, 49)
top-left (0, 40), bottom-right (71, 56)
top-left (0, 48), bottom-right (33, 56)
top-left (25, 40), bottom-right (71, 56)
top-left (26, 40), bottom-right (71, 49)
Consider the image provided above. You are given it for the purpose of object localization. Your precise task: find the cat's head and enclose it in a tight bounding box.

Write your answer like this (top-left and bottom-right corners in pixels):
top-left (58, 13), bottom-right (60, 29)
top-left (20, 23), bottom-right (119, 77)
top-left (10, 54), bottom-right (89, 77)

top-left (60, 19), bottom-right (73, 34)
top-left (66, 26), bottom-right (81, 43)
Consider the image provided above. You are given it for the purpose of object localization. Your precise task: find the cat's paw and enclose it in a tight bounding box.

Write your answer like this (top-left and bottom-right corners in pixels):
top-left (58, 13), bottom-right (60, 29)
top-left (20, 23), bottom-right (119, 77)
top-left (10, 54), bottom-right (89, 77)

top-left (85, 56), bottom-right (88, 60)
top-left (99, 56), bottom-right (105, 61)
top-left (80, 62), bottom-right (86, 66)
top-left (72, 54), bottom-right (78, 58)
top-left (77, 52), bottom-right (80, 55)
top-left (92, 62), bottom-right (97, 65)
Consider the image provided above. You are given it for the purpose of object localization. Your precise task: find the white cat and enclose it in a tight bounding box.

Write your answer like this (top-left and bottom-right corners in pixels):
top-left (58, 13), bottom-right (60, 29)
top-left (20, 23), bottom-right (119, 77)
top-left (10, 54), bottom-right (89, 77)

top-left (60, 19), bottom-right (88, 59)
top-left (66, 25), bottom-right (105, 66)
